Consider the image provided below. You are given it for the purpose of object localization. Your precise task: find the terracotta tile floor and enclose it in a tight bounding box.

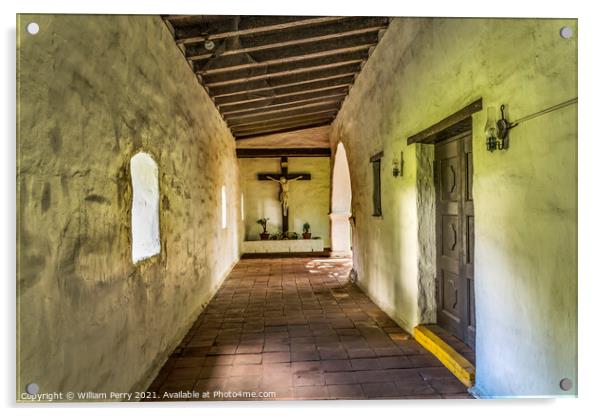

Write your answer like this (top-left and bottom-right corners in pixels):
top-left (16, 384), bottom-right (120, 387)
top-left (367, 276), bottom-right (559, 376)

top-left (146, 257), bottom-right (472, 401)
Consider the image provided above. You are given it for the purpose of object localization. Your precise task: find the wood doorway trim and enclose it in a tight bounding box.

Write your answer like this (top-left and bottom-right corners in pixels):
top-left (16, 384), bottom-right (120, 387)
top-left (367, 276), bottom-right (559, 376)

top-left (407, 98), bottom-right (482, 145)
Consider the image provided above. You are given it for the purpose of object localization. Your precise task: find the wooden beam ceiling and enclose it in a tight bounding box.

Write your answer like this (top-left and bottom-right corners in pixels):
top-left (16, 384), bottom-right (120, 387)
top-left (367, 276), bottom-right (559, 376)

top-left (197, 44), bottom-right (375, 76)
top-left (209, 66), bottom-right (360, 97)
top-left (213, 74), bottom-right (355, 103)
top-left (218, 84), bottom-right (350, 111)
top-left (203, 58), bottom-right (366, 87)
top-left (220, 90), bottom-right (349, 115)
top-left (230, 102), bottom-right (337, 128)
top-left (162, 15), bottom-right (390, 138)
top-left (174, 16), bottom-right (347, 45)
top-left (187, 25), bottom-right (385, 62)
top-left (231, 118), bottom-right (338, 136)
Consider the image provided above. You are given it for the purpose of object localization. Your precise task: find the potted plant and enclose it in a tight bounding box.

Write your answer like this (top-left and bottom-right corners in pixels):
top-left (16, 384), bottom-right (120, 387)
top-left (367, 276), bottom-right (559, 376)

top-left (257, 218), bottom-right (270, 240)
top-left (302, 222), bottom-right (312, 239)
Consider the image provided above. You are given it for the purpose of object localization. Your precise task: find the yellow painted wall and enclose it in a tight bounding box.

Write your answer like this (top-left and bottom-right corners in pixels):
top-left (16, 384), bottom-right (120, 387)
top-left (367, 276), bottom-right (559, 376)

top-left (17, 15), bottom-right (243, 399)
top-left (240, 157), bottom-right (331, 247)
top-left (331, 17), bottom-right (577, 397)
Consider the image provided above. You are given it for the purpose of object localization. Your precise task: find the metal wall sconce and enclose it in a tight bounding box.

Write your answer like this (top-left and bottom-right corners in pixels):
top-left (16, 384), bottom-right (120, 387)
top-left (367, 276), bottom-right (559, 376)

top-left (485, 105), bottom-right (516, 152)
top-left (392, 152), bottom-right (404, 177)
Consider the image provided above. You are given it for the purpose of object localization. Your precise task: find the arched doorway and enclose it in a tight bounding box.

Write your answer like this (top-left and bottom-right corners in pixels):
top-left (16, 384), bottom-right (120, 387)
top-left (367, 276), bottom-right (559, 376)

top-left (330, 142), bottom-right (352, 255)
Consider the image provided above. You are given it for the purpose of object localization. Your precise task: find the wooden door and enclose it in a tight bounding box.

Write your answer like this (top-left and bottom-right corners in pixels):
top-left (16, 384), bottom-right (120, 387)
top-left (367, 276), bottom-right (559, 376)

top-left (435, 131), bottom-right (475, 348)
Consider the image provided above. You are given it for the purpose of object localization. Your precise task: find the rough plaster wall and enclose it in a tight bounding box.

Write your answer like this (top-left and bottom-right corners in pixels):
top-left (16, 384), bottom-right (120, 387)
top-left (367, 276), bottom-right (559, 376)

top-left (330, 17), bottom-right (577, 397)
top-left (17, 15), bottom-right (242, 399)
top-left (415, 144), bottom-right (436, 323)
top-left (240, 157), bottom-right (331, 247)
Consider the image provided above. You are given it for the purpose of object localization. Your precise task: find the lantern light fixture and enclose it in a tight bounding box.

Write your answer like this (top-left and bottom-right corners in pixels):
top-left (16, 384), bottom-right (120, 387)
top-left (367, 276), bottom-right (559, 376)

top-left (485, 104), bottom-right (516, 152)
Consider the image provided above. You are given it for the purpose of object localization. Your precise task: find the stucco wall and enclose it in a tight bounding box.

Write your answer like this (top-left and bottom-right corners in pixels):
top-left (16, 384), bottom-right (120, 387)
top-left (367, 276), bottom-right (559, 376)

top-left (240, 157), bottom-right (331, 247)
top-left (330, 17), bottom-right (577, 397)
top-left (17, 15), bottom-right (242, 399)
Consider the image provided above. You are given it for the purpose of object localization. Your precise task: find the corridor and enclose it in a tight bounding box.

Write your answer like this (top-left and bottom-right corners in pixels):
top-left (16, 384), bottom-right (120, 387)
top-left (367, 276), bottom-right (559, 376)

top-left (15, 12), bottom-right (578, 401)
top-left (147, 258), bottom-right (471, 400)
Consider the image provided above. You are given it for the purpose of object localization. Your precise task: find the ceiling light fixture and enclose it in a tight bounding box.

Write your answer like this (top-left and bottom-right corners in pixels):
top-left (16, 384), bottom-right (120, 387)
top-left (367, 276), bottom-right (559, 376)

top-left (204, 40), bottom-right (215, 50)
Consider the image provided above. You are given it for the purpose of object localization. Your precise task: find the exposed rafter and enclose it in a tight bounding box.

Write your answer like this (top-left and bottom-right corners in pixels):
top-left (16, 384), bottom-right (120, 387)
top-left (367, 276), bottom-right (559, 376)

top-left (204, 59), bottom-right (365, 88)
top-left (217, 84), bottom-right (350, 109)
top-left (199, 44), bottom-right (374, 76)
top-left (234, 119), bottom-right (334, 137)
top-left (175, 16), bottom-right (347, 45)
top-left (187, 25), bottom-right (386, 62)
top-left (229, 109), bottom-right (339, 130)
top-left (211, 71), bottom-right (358, 99)
top-left (221, 93), bottom-right (346, 117)
top-left (226, 100), bottom-right (341, 123)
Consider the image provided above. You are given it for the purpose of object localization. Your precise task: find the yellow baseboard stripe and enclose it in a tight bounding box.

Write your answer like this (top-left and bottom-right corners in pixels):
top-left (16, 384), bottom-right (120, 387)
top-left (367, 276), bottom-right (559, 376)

top-left (413, 325), bottom-right (475, 387)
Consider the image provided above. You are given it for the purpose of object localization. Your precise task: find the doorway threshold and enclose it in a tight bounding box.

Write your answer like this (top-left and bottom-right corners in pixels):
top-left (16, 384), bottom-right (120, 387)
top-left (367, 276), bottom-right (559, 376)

top-left (414, 324), bottom-right (475, 388)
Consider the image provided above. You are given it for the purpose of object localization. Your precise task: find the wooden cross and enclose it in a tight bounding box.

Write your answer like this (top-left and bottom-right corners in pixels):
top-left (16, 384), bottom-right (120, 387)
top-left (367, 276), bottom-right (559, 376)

top-left (257, 156), bottom-right (311, 233)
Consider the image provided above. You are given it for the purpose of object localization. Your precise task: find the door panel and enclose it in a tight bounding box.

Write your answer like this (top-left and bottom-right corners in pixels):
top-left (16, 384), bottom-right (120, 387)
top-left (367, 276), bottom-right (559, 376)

top-left (441, 270), bottom-right (461, 323)
top-left (442, 215), bottom-right (460, 259)
top-left (440, 158), bottom-right (459, 201)
top-left (435, 130), bottom-right (475, 348)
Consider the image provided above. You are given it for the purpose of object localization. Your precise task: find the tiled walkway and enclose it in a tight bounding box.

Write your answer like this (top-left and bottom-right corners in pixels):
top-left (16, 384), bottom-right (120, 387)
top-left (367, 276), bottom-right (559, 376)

top-left (147, 257), bottom-right (471, 401)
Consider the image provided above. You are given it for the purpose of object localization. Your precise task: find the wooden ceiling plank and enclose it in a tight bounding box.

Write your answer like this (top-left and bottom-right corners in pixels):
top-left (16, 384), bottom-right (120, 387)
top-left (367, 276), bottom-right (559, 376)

top-left (183, 17), bottom-right (388, 58)
top-left (187, 25), bottom-right (387, 61)
top-left (205, 59), bottom-right (364, 88)
top-left (225, 99), bottom-right (342, 122)
top-left (229, 112), bottom-right (338, 131)
top-left (176, 16), bottom-right (347, 45)
top-left (200, 44), bottom-right (375, 76)
top-left (198, 49), bottom-right (368, 84)
top-left (232, 118), bottom-right (336, 135)
top-left (221, 92), bottom-right (347, 116)
top-left (234, 120), bottom-right (332, 138)
top-left (217, 83), bottom-right (351, 109)
top-left (229, 109), bottom-right (338, 129)
top-left (232, 118), bottom-right (335, 135)
top-left (211, 72), bottom-right (356, 100)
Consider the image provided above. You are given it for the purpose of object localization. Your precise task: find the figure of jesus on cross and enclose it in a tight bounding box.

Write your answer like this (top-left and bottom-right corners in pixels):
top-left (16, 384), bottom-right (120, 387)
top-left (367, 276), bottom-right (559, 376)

top-left (257, 157), bottom-right (311, 233)
top-left (265, 175), bottom-right (304, 216)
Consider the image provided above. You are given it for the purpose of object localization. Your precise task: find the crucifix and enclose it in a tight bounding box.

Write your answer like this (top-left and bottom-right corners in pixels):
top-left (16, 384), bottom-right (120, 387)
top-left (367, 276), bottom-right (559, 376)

top-left (258, 157), bottom-right (311, 233)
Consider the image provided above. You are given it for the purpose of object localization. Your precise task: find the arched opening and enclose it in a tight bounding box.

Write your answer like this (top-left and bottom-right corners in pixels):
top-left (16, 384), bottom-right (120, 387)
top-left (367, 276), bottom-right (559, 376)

top-left (330, 142), bottom-right (352, 255)
top-left (130, 151), bottom-right (160, 263)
